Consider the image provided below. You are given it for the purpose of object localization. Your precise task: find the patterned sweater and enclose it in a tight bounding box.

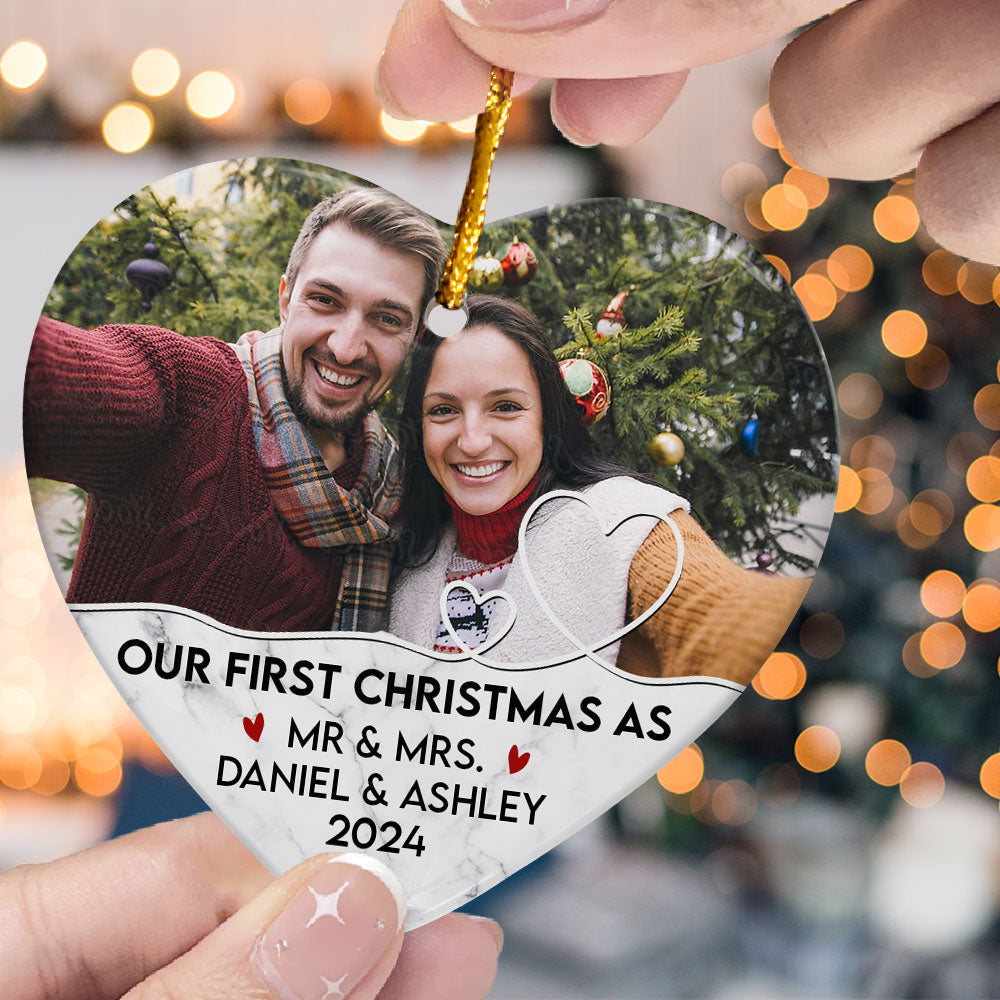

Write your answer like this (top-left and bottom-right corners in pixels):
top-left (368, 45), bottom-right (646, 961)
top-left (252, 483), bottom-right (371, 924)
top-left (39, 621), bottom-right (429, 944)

top-left (23, 318), bottom-right (361, 631)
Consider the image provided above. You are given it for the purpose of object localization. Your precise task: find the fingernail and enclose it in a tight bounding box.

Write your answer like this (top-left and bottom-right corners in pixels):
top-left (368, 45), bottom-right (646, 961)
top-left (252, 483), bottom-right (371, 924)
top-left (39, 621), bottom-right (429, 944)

top-left (254, 854), bottom-right (406, 1000)
top-left (467, 915), bottom-right (505, 954)
top-left (441, 0), bottom-right (613, 32)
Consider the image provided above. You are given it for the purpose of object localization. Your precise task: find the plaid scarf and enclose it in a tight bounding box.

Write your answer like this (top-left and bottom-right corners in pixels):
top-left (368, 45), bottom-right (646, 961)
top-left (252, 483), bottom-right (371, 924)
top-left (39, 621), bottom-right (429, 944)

top-left (232, 329), bottom-right (402, 632)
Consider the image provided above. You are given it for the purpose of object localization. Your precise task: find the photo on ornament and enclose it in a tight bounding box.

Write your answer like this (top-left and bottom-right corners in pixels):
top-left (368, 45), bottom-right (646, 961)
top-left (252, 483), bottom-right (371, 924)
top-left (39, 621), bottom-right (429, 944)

top-left (24, 158), bottom-right (838, 684)
top-left (22, 158), bottom-right (839, 928)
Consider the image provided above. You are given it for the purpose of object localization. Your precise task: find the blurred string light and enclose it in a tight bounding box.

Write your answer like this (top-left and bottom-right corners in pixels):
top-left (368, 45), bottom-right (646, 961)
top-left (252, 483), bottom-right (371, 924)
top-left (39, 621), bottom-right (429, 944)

top-left (0, 463), bottom-right (154, 799)
top-left (873, 191), bottom-right (920, 243)
top-left (379, 110), bottom-right (429, 144)
top-left (835, 465), bottom-right (862, 512)
top-left (981, 753), bottom-right (1000, 799)
top-left (957, 262), bottom-right (998, 305)
top-left (751, 651), bottom-right (807, 700)
top-left (799, 613), bottom-right (845, 659)
top-left (973, 384), bottom-right (1000, 431)
top-left (0, 40), bottom-right (47, 90)
top-left (827, 244), bottom-right (873, 292)
top-left (284, 77), bottom-right (332, 126)
top-left (881, 309), bottom-right (927, 358)
top-left (966, 455), bottom-right (1000, 502)
top-left (964, 503), bottom-right (1000, 551)
top-left (794, 725), bottom-right (841, 773)
top-left (186, 70), bottom-right (236, 119)
top-left (837, 372), bottom-right (882, 420)
top-left (963, 581), bottom-right (1000, 632)
top-left (101, 102), bottom-right (153, 154)
top-left (899, 762), bottom-right (944, 808)
top-left (866, 739), bottom-right (912, 786)
top-left (919, 622), bottom-right (965, 670)
top-left (657, 743), bottom-right (703, 794)
top-left (921, 569), bottom-right (965, 617)
top-left (131, 48), bottom-right (180, 98)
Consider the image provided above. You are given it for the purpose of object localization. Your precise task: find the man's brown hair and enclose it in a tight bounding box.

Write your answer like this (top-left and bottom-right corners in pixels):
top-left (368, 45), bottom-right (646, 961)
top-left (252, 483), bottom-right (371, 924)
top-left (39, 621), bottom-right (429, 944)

top-left (285, 186), bottom-right (447, 310)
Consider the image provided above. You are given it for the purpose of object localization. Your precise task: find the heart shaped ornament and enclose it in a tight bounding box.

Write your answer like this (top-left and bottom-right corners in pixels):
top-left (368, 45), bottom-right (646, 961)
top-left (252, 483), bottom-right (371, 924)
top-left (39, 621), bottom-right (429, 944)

top-left (24, 159), bottom-right (838, 930)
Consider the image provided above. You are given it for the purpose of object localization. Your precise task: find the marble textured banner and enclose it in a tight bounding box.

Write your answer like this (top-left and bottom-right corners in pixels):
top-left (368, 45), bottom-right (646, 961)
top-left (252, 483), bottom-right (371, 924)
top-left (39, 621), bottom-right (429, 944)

top-left (73, 603), bottom-right (742, 929)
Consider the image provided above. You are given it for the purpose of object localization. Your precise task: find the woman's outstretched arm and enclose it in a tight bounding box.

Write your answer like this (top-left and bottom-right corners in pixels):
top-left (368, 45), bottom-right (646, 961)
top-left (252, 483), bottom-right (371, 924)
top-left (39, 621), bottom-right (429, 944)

top-left (618, 511), bottom-right (810, 685)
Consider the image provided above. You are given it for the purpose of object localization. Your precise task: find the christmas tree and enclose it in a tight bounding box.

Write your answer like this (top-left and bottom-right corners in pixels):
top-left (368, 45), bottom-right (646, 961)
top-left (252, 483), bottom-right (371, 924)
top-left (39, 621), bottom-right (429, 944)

top-left (43, 159), bottom-right (836, 574)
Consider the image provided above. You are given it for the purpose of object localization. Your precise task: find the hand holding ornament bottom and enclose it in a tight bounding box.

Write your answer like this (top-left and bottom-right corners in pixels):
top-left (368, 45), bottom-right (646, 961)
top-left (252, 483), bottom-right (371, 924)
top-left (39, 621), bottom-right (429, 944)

top-left (0, 812), bottom-right (501, 1000)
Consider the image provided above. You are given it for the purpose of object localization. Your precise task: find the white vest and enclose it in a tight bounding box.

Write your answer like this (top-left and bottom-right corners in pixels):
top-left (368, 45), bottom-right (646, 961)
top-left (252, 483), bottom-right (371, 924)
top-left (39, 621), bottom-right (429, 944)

top-left (388, 477), bottom-right (689, 666)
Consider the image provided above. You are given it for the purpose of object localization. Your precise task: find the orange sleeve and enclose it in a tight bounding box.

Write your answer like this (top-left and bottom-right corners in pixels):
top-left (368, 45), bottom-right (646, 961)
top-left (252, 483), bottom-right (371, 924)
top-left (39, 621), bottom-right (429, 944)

top-left (616, 511), bottom-right (810, 684)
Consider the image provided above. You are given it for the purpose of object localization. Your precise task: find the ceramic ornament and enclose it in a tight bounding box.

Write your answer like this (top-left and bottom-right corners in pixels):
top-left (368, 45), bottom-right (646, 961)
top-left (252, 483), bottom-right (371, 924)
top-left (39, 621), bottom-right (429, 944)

top-left (23, 159), bottom-right (838, 931)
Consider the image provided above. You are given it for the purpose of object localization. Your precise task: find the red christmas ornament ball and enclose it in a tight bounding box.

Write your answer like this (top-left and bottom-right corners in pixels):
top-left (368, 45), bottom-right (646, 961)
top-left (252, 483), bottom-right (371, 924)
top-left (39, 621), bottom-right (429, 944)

top-left (500, 236), bottom-right (538, 286)
top-left (559, 357), bottom-right (611, 425)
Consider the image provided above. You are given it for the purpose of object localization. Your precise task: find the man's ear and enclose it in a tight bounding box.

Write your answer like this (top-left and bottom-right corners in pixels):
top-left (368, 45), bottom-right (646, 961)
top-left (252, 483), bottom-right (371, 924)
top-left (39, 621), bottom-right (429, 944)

top-left (278, 274), bottom-right (290, 324)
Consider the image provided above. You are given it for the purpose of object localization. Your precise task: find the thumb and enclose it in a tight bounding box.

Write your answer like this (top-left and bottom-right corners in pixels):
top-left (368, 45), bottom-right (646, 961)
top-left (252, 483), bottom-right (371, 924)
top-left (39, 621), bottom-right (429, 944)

top-left (124, 852), bottom-right (407, 1000)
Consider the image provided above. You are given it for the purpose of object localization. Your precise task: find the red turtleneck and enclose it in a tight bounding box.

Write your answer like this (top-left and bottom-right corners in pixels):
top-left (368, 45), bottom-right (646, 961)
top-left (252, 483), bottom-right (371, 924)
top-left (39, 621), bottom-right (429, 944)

top-left (445, 475), bottom-right (540, 564)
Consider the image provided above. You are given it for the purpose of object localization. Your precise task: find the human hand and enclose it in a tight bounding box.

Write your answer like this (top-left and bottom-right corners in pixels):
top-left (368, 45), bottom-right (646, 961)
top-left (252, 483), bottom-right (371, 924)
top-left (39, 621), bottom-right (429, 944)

top-left (377, 0), bottom-right (1000, 264)
top-left (0, 811), bottom-right (502, 1000)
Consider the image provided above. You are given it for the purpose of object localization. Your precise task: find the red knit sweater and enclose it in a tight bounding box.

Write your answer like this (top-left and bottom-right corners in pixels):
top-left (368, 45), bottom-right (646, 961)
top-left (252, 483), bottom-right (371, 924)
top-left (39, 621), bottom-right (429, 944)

top-left (23, 318), bottom-right (360, 631)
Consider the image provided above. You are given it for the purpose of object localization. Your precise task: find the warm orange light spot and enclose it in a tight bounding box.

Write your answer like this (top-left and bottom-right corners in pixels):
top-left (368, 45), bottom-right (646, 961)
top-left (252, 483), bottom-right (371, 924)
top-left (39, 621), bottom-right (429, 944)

top-left (919, 622), bottom-right (965, 670)
top-left (784, 167), bottom-right (829, 209)
top-left (752, 104), bottom-right (780, 148)
top-left (967, 456), bottom-right (1000, 503)
top-left (897, 506), bottom-right (939, 550)
top-left (981, 753), bottom-right (1000, 799)
top-left (379, 111), bottom-right (429, 144)
top-left (866, 739), bottom-right (912, 786)
top-left (711, 780), bottom-right (757, 825)
top-left (827, 245), bottom-right (874, 292)
top-left (962, 581), bottom-right (1000, 632)
top-left (743, 190), bottom-right (774, 233)
top-left (777, 144), bottom-right (800, 168)
top-left (34, 754), bottom-right (70, 796)
top-left (902, 632), bottom-right (938, 677)
top-left (657, 743), bottom-right (704, 794)
top-left (910, 489), bottom-right (953, 535)
top-left (793, 273), bottom-right (837, 321)
top-left (837, 372), bottom-right (882, 420)
top-left (0, 740), bottom-right (43, 789)
top-left (74, 747), bottom-right (123, 797)
top-left (764, 254), bottom-right (791, 282)
top-left (762, 183), bottom-right (809, 231)
top-left (751, 652), bottom-right (807, 699)
top-left (922, 249), bottom-right (963, 295)
top-left (795, 726), bottom-right (841, 773)
top-left (994, 271), bottom-right (1000, 308)
top-left (850, 435), bottom-right (895, 474)
top-left (964, 504), bottom-right (1000, 551)
top-left (131, 48), bottom-right (180, 98)
top-left (835, 465), bottom-right (862, 512)
top-left (721, 162), bottom-right (767, 205)
top-left (868, 487), bottom-right (908, 532)
top-left (881, 310), bottom-right (927, 358)
top-left (873, 195), bottom-right (920, 242)
top-left (101, 102), bottom-right (154, 153)
top-left (186, 70), bottom-right (236, 119)
top-left (905, 344), bottom-right (950, 390)
top-left (921, 570), bottom-right (965, 617)
top-left (0, 40), bottom-right (47, 89)
top-left (957, 262), bottom-right (999, 305)
top-left (973, 385), bottom-right (1000, 431)
top-left (799, 613), bottom-right (845, 659)
top-left (856, 468), bottom-right (894, 515)
top-left (900, 762), bottom-right (944, 808)
top-left (283, 78), bottom-right (332, 126)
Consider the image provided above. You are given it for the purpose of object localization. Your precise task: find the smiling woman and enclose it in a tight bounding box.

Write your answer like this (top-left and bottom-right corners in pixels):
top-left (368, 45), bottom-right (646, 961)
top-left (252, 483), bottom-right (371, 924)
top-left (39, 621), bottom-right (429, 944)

top-left (388, 295), bottom-right (816, 682)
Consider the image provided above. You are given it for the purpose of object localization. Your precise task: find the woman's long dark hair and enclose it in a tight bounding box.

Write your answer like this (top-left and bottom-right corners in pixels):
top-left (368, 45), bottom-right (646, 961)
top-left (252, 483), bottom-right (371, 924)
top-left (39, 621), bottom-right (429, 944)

top-left (394, 294), bottom-right (644, 570)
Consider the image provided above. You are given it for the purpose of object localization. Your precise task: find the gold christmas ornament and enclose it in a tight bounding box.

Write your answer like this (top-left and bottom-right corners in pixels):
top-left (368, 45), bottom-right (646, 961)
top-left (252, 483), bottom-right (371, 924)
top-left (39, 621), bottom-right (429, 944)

top-left (648, 431), bottom-right (685, 467)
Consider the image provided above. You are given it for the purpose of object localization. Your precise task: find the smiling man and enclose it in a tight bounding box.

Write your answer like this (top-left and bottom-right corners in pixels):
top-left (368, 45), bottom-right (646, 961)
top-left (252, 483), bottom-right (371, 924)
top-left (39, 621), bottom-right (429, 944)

top-left (24, 187), bottom-right (447, 632)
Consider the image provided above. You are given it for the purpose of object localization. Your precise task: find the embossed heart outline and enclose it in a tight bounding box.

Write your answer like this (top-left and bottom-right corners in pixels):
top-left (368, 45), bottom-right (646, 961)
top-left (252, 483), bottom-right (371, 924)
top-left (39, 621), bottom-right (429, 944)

top-left (438, 487), bottom-right (685, 675)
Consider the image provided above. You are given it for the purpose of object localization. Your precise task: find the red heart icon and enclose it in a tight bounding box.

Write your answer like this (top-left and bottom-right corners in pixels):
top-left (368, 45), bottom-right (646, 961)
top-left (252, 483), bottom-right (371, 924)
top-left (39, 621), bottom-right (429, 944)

top-left (243, 713), bottom-right (264, 742)
top-left (508, 744), bottom-right (530, 774)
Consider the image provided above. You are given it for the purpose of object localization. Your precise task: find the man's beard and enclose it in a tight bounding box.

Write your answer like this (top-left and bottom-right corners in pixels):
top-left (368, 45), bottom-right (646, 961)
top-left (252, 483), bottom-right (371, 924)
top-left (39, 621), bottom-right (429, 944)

top-left (282, 359), bottom-right (377, 438)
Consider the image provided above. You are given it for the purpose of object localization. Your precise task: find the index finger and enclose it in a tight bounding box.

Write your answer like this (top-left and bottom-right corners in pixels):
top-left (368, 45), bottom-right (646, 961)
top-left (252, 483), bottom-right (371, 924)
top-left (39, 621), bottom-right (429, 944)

top-left (0, 811), bottom-right (272, 1000)
top-left (377, 0), bottom-right (844, 122)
